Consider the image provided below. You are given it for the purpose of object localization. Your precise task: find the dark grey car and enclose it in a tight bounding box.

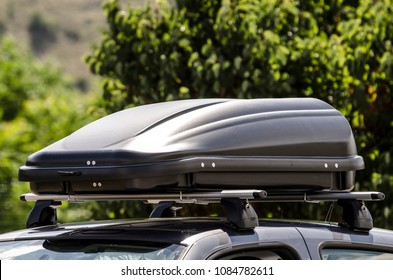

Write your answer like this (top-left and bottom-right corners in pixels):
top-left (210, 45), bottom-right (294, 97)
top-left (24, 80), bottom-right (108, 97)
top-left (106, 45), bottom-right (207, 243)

top-left (1, 215), bottom-right (393, 260)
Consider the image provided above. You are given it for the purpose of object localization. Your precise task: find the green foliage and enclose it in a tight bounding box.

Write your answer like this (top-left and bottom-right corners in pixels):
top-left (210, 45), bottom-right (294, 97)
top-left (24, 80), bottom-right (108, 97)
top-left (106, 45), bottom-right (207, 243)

top-left (85, 0), bottom-right (393, 229)
top-left (0, 36), bottom-right (97, 232)
top-left (86, 0), bottom-right (356, 107)
top-left (0, 38), bottom-right (30, 121)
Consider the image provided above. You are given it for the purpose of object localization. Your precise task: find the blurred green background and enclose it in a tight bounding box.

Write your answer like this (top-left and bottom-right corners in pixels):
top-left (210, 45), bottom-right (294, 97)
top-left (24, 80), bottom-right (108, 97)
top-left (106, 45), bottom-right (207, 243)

top-left (1, 0), bottom-right (392, 232)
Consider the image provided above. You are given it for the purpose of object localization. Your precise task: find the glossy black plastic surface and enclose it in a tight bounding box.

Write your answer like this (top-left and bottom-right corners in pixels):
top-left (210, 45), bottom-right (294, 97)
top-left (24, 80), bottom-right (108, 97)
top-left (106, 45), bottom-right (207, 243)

top-left (19, 98), bottom-right (364, 194)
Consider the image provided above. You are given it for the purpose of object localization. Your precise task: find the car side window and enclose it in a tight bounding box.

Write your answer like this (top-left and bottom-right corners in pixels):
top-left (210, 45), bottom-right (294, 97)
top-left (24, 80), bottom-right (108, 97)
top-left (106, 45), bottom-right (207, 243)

top-left (210, 245), bottom-right (300, 260)
top-left (321, 248), bottom-right (393, 260)
top-left (217, 250), bottom-right (284, 260)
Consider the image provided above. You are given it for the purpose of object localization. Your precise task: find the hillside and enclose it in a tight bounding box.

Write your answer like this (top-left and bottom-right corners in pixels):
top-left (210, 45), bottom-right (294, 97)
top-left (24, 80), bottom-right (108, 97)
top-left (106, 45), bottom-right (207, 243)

top-left (0, 0), bottom-right (144, 92)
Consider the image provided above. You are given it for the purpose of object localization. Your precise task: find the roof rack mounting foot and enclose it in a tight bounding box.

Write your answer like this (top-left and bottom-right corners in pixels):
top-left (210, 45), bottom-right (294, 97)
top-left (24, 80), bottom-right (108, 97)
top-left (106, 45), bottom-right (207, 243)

top-left (26, 200), bottom-right (61, 228)
top-left (337, 199), bottom-right (373, 231)
top-left (221, 198), bottom-right (258, 230)
top-left (149, 201), bottom-right (182, 218)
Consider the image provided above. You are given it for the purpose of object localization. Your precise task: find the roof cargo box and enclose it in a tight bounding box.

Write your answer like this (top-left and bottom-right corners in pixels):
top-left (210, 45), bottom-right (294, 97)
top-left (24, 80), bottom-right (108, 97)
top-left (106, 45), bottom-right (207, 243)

top-left (18, 98), bottom-right (364, 195)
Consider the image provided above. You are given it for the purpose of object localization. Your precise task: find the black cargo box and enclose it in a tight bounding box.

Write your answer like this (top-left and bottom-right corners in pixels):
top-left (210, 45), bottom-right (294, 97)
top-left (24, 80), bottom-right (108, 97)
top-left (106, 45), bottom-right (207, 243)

top-left (19, 98), bottom-right (364, 195)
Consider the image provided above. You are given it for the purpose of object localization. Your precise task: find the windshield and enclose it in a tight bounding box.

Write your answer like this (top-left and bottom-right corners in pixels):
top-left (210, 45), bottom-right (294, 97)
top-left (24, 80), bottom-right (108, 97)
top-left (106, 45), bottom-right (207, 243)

top-left (0, 239), bottom-right (186, 260)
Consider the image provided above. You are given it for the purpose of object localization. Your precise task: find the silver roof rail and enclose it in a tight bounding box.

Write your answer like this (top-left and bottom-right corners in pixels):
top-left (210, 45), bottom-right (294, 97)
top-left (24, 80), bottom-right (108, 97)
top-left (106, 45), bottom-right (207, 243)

top-left (20, 190), bottom-right (384, 204)
top-left (20, 189), bottom-right (267, 204)
top-left (21, 190), bottom-right (384, 231)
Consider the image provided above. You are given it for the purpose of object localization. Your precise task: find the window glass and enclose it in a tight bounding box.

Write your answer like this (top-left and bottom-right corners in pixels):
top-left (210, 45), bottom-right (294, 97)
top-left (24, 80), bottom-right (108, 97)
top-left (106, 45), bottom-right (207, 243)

top-left (213, 247), bottom-right (299, 260)
top-left (0, 239), bottom-right (186, 260)
top-left (321, 248), bottom-right (393, 260)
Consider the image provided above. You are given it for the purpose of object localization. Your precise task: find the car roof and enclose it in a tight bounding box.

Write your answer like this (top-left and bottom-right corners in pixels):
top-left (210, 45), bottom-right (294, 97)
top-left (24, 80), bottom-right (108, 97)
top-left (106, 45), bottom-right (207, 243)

top-left (2, 217), bottom-right (393, 245)
top-left (2, 216), bottom-right (393, 261)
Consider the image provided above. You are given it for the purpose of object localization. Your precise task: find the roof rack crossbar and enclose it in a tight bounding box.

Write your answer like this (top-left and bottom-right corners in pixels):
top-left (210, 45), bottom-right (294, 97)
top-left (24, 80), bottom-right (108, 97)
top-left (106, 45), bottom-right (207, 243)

top-left (21, 190), bottom-right (384, 230)
top-left (256, 191), bottom-right (385, 202)
top-left (20, 190), bottom-right (268, 204)
top-left (20, 191), bottom-right (384, 204)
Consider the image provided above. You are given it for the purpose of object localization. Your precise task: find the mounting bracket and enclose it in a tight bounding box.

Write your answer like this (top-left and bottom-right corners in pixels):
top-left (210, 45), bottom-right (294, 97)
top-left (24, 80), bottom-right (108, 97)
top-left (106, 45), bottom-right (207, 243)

top-left (221, 198), bottom-right (259, 230)
top-left (26, 200), bottom-right (61, 228)
top-left (337, 199), bottom-right (373, 231)
top-left (149, 201), bottom-right (182, 218)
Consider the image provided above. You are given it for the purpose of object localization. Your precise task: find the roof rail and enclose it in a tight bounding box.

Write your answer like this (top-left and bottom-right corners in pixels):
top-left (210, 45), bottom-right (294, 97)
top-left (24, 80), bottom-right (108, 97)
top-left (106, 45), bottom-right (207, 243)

top-left (20, 190), bottom-right (384, 203)
top-left (20, 190), bottom-right (268, 204)
top-left (21, 190), bottom-right (384, 231)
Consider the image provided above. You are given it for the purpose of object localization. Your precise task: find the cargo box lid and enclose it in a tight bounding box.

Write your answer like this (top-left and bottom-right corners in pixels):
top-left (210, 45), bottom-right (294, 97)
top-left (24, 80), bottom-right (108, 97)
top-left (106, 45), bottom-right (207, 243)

top-left (19, 98), bottom-right (364, 194)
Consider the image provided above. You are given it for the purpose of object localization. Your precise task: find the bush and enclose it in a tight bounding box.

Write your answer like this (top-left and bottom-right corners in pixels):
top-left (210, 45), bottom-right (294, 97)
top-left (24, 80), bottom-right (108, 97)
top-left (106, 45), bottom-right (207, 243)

top-left (0, 36), bottom-right (97, 232)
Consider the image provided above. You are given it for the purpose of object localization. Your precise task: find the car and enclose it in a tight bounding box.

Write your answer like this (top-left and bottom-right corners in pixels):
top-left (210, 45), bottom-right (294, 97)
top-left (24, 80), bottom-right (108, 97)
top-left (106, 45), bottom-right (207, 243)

top-left (1, 98), bottom-right (393, 260)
